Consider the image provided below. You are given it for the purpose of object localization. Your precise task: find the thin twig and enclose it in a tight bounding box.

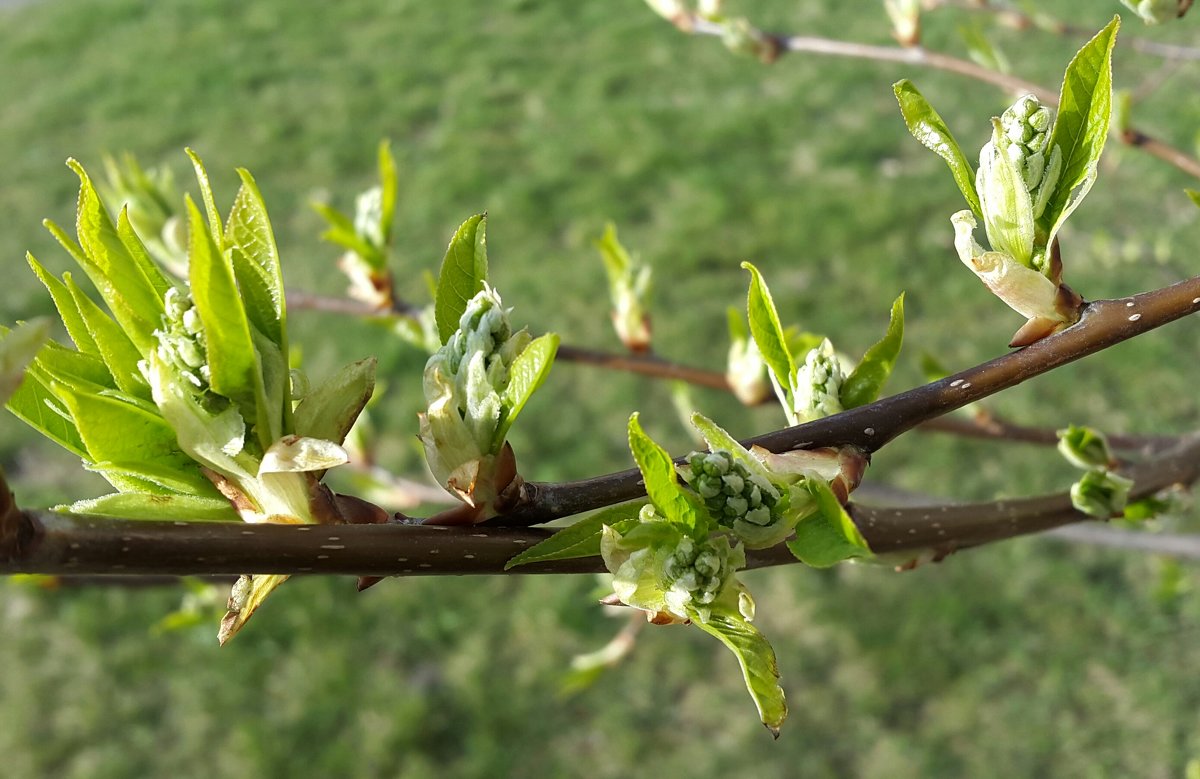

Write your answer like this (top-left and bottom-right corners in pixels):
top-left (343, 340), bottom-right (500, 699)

top-left (678, 15), bottom-right (1200, 181)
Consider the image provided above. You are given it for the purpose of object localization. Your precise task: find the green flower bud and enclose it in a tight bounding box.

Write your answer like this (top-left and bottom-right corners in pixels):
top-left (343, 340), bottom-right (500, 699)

top-left (976, 95), bottom-right (1063, 272)
top-left (1071, 469), bottom-right (1134, 518)
top-left (661, 534), bottom-right (744, 622)
top-left (685, 449), bottom-right (781, 530)
top-left (792, 339), bottom-right (844, 423)
top-left (154, 287), bottom-right (213, 392)
top-left (419, 285), bottom-right (531, 513)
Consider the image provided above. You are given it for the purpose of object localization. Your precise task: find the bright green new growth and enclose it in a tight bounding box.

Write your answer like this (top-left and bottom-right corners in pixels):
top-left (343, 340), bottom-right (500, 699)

top-left (421, 224), bottom-right (558, 518)
top-left (596, 223), bottom-right (652, 352)
top-left (1057, 425), bottom-right (1132, 519)
top-left (100, 153), bottom-right (186, 274)
top-left (9, 153), bottom-right (377, 643)
top-left (1071, 469), bottom-right (1134, 518)
top-left (313, 140), bottom-right (398, 310)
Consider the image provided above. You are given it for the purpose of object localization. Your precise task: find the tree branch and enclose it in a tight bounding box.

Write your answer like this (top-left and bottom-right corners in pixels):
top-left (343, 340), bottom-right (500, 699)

top-left (5, 433), bottom-right (1196, 578)
top-left (504, 278), bottom-right (1200, 524)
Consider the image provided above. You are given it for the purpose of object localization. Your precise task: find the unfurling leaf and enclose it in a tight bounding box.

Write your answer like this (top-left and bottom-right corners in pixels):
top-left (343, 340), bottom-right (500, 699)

top-left (692, 612), bottom-right (787, 737)
top-left (1041, 17), bottom-right (1120, 248)
top-left (741, 262), bottom-right (796, 418)
top-left (786, 478), bottom-right (871, 567)
top-left (434, 214), bottom-right (488, 343)
top-left (0, 319), bottom-right (51, 406)
top-left (505, 501), bottom-right (647, 569)
top-left (840, 294), bottom-right (904, 409)
top-left (893, 80), bottom-right (981, 217)
top-left (628, 413), bottom-right (704, 534)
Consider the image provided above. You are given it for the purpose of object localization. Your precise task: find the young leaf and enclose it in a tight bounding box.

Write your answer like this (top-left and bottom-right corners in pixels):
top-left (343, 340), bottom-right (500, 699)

top-left (60, 493), bottom-right (239, 522)
top-left (312, 202), bottom-right (377, 258)
top-left (893, 80), bottom-right (982, 217)
top-left (494, 333), bottom-right (559, 449)
top-left (62, 273), bottom-right (148, 398)
top-left (1041, 16), bottom-right (1120, 244)
top-left (226, 169), bottom-right (287, 351)
top-left (378, 140), bottom-right (397, 248)
top-left (185, 196), bottom-right (268, 446)
top-left (741, 262), bottom-right (795, 410)
top-left (840, 293), bottom-right (905, 409)
top-left (692, 612), bottom-right (788, 736)
top-left (0, 319), bottom-right (50, 406)
top-left (293, 357), bottom-right (377, 445)
top-left (435, 214), bottom-right (489, 343)
top-left (627, 413), bottom-right (702, 532)
top-left (55, 384), bottom-right (197, 479)
top-left (6, 366), bottom-right (87, 457)
top-left (67, 159), bottom-right (165, 353)
top-left (786, 478), bottom-right (872, 567)
top-left (505, 501), bottom-right (647, 569)
top-left (185, 148), bottom-right (225, 248)
top-left (26, 255), bottom-right (98, 357)
top-left (1187, 189), bottom-right (1200, 208)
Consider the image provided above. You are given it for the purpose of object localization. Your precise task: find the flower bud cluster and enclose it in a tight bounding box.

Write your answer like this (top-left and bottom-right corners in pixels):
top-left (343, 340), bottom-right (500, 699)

top-left (686, 450), bottom-right (780, 530)
top-left (154, 287), bottom-right (210, 392)
top-left (994, 95), bottom-right (1060, 219)
top-left (793, 339), bottom-right (844, 423)
top-left (662, 534), bottom-right (736, 619)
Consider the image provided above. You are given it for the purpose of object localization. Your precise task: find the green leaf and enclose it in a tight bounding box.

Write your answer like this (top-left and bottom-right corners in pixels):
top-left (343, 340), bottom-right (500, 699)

top-left (786, 478), bottom-right (872, 567)
top-left (741, 262), bottom-right (795, 411)
top-left (0, 319), bottom-right (51, 406)
top-left (185, 149), bottom-right (224, 248)
top-left (627, 413), bottom-right (704, 533)
top-left (62, 273), bottom-right (148, 398)
top-left (312, 202), bottom-right (374, 255)
top-left (435, 214), bottom-right (488, 343)
top-left (26, 254), bottom-right (98, 357)
top-left (1041, 16), bottom-right (1120, 243)
top-left (378, 139), bottom-right (397, 248)
top-left (596, 222), bottom-right (632, 289)
top-left (55, 384), bottom-right (197, 479)
top-left (494, 333), bottom-right (559, 449)
top-left (226, 168), bottom-right (287, 350)
top-left (1186, 189), bottom-right (1200, 208)
top-left (185, 196), bottom-right (269, 446)
top-left (67, 159), bottom-right (165, 354)
top-left (6, 363), bottom-right (87, 458)
top-left (115, 207), bottom-right (172, 301)
top-left (692, 612), bottom-right (788, 736)
top-left (32, 339), bottom-right (115, 390)
top-left (293, 357), bottom-right (377, 445)
top-left (893, 80), bottom-right (982, 218)
top-left (840, 293), bottom-right (905, 409)
top-left (505, 501), bottom-right (647, 569)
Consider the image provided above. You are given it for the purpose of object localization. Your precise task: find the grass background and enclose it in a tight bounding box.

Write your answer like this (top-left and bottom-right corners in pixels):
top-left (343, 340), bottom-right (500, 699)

top-left (2, 0), bottom-right (1200, 776)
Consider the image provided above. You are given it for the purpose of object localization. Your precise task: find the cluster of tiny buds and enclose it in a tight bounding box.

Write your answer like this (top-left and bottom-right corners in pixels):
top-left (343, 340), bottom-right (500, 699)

top-left (663, 535), bottom-right (728, 607)
top-left (154, 287), bottom-right (210, 390)
top-left (794, 339), bottom-right (844, 422)
top-left (686, 450), bottom-right (780, 528)
top-left (999, 94), bottom-right (1054, 193)
top-left (445, 288), bottom-right (514, 375)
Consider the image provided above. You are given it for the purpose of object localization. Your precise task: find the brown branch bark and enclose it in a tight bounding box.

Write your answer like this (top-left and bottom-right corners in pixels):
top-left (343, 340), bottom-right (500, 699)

top-left (5, 433), bottom-right (1197, 578)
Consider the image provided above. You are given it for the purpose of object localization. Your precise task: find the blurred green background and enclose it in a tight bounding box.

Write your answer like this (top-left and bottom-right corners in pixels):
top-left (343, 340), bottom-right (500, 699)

top-left (2, 0), bottom-right (1200, 776)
